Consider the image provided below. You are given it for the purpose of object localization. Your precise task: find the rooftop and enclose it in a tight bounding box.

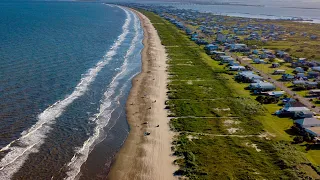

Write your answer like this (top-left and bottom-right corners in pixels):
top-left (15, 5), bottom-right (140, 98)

top-left (309, 89), bottom-right (320, 93)
top-left (266, 91), bottom-right (285, 96)
top-left (284, 107), bottom-right (310, 112)
top-left (305, 127), bottom-right (320, 137)
top-left (295, 118), bottom-right (320, 128)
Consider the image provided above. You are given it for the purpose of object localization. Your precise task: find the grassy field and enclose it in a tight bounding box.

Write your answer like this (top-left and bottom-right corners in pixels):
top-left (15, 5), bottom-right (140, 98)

top-left (260, 20), bottom-right (320, 60)
top-left (184, 14), bottom-right (320, 60)
top-left (251, 63), bottom-right (295, 75)
top-left (139, 10), bottom-right (320, 179)
top-left (220, 17), bottom-right (320, 60)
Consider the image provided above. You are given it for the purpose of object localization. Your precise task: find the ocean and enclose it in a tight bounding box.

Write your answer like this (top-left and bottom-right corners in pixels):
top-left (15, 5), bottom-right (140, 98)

top-left (0, 1), bottom-right (143, 179)
top-left (151, 0), bottom-right (320, 23)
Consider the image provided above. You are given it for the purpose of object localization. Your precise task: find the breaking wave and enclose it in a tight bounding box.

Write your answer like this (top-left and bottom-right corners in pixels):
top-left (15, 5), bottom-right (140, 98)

top-left (0, 5), bottom-right (132, 179)
top-left (64, 10), bottom-right (141, 180)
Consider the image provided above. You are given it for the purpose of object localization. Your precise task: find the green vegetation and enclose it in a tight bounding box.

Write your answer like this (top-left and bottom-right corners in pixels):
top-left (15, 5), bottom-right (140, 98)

top-left (261, 21), bottom-right (320, 60)
top-left (187, 14), bottom-right (320, 60)
top-left (223, 17), bottom-right (320, 60)
top-left (139, 10), bottom-right (320, 179)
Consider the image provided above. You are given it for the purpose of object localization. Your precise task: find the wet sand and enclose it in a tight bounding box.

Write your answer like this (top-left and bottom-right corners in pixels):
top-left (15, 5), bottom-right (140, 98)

top-left (107, 8), bottom-right (178, 180)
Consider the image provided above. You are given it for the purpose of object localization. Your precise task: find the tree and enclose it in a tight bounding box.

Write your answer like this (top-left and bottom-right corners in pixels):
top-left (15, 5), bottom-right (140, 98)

top-left (269, 58), bottom-right (275, 63)
top-left (293, 136), bottom-right (304, 144)
top-left (256, 96), bottom-right (265, 104)
top-left (256, 96), bottom-right (279, 104)
top-left (304, 133), bottom-right (312, 142)
top-left (302, 66), bottom-right (309, 72)
top-left (245, 65), bottom-right (252, 70)
top-left (291, 125), bottom-right (301, 134)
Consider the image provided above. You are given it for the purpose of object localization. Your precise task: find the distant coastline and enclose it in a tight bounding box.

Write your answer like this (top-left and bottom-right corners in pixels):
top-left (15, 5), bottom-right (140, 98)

top-left (191, 2), bottom-right (264, 7)
top-left (282, 7), bottom-right (320, 10)
top-left (161, 3), bottom-right (320, 24)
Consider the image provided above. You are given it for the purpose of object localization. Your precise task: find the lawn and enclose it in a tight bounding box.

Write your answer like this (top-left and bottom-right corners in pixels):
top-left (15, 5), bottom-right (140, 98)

top-left (260, 104), bottom-right (293, 141)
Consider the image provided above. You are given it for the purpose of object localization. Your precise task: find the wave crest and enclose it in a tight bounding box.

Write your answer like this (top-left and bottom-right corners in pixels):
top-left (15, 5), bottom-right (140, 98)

top-left (0, 5), bottom-right (132, 180)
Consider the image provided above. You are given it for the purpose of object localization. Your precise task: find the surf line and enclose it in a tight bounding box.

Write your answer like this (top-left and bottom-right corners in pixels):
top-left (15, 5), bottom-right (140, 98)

top-left (64, 10), bottom-right (141, 180)
top-left (0, 6), bottom-right (132, 179)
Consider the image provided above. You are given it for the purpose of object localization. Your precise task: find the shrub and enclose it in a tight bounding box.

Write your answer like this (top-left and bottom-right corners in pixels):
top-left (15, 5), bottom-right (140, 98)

top-left (256, 95), bottom-right (279, 104)
top-left (303, 134), bottom-right (312, 142)
top-left (293, 136), bottom-right (304, 144)
top-left (290, 125), bottom-right (301, 134)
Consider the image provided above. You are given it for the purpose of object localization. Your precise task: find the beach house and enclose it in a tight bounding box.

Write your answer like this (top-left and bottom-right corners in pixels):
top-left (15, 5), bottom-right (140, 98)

top-left (310, 35), bottom-right (318, 40)
top-left (294, 118), bottom-right (320, 139)
top-left (281, 74), bottom-right (295, 81)
top-left (253, 58), bottom-right (265, 64)
top-left (229, 66), bottom-right (246, 71)
top-left (283, 55), bottom-right (293, 63)
top-left (296, 73), bottom-right (306, 79)
top-left (211, 51), bottom-right (226, 59)
top-left (230, 43), bottom-right (249, 52)
top-left (311, 66), bottom-right (320, 72)
top-left (276, 106), bottom-right (311, 118)
top-left (252, 49), bottom-right (259, 55)
top-left (248, 82), bottom-right (276, 91)
top-left (309, 89), bottom-right (320, 97)
top-left (205, 44), bottom-right (219, 54)
top-left (219, 55), bottom-right (233, 62)
top-left (235, 71), bottom-right (263, 83)
top-left (216, 33), bottom-right (227, 43)
top-left (264, 91), bottom-right (285, 98)
top-left (293, 80), bottom-right (318, 89)
top-left (294, 67), bottom-right (305, 73)
top-left (307, 71), bottom-right (319, 78)
top-left (295, 118), bottom-right (320, 129)
top-left (195, 39), bottom-right (208, 45)
top-left (273, 69), bottom-right (285, 75)
top-left (271, 63), bottom-right (280, 68)
top-left (276, 50), bottom-right (288, 58)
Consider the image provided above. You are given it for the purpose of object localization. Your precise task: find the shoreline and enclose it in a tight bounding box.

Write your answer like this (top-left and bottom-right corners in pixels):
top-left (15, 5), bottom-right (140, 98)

top-left (162, 4), bottom-right (320, 24)
top-left (107, 8), bottom-right (178, 180)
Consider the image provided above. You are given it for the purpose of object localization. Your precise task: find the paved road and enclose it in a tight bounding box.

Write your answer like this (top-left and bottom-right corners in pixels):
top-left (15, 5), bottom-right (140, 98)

top-left (227, 52), bottom-right (320, 114)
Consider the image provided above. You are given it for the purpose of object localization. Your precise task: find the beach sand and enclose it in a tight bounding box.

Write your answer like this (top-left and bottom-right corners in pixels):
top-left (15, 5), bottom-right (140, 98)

top-left (107, 9), bottom-right (178, 180)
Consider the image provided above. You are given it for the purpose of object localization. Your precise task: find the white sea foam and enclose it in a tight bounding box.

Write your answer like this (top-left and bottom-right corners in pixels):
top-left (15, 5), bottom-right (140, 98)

top-left (0, 6), bottom-right (132, 179)
top-left (64, 10), bottom-right (141, 180)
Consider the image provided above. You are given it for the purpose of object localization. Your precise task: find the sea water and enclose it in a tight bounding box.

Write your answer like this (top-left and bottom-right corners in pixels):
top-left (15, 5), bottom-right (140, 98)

top-left (156, 0), bottom-right (320, 23)
top-left (0, 1), bottom-right (143, 179)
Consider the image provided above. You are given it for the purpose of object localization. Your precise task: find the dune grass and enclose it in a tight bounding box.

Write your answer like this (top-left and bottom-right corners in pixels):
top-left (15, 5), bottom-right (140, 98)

top-left (139, 9), bottom-right (320, 179)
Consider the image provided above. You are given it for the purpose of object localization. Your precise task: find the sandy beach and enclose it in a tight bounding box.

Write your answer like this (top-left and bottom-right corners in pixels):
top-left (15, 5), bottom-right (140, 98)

top-left (107, 9), bottom-right (178, 180)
